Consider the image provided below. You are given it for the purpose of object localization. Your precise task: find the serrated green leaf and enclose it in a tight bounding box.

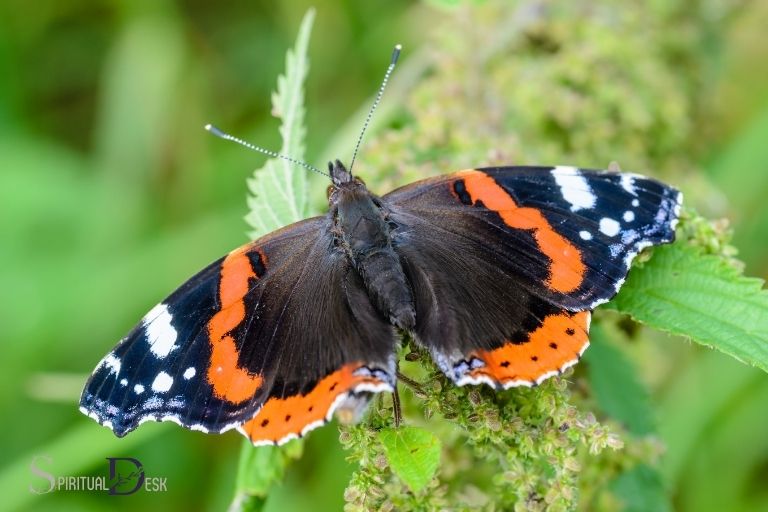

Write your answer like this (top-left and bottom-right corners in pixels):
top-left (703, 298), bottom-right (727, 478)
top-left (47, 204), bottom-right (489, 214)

top-left (380, 426), bottom-right (441, 493)
top-left (585, 326), bottom-right (655, 435)
top-left (245, 9), bottom-right (315, 239)
top-left (607, 243), bottom-right (768, 373)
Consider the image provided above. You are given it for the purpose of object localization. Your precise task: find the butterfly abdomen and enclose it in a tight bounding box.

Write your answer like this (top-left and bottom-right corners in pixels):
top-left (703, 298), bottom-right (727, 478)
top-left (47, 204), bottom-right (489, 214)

top-left (334, 185), bottom-right (415, 330)
top-left (357, 247), bottom-right (415, 329)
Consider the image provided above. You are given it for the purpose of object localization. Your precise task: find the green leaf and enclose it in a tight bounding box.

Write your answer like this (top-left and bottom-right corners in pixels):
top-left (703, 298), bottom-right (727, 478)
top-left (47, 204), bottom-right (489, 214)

top-left (380, 426), bottom-right (441, 493)
top-left (584, 326), bottom-right (655, 435)
top-left (231, 440), bottom-right (304, 512)
top-left (607, 243), bottom-right (768, 373)
top-left (245, 9), bottom-right (315, 239)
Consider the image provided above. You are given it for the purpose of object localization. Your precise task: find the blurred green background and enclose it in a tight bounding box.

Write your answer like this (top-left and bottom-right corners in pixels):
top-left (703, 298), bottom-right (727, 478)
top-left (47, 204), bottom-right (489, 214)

top-left (1, 0), bottom-right (767, 511)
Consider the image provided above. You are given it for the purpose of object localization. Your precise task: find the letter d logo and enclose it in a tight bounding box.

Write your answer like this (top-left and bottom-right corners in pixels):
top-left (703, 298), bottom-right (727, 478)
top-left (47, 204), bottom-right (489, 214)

top-left (106, 457), bottom-right (145, 496)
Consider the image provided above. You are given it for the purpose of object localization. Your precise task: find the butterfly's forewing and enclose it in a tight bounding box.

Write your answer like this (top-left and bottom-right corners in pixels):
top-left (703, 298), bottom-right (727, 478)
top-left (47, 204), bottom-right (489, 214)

top-left (384, 166), bottom-right (681, 388)
top-left (80, 217), bottom-right (396, 445)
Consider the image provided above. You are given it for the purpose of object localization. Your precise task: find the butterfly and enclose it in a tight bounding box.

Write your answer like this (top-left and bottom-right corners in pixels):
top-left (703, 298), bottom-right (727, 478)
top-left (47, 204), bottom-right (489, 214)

top-left (79, 46), bottom-right (682, 446)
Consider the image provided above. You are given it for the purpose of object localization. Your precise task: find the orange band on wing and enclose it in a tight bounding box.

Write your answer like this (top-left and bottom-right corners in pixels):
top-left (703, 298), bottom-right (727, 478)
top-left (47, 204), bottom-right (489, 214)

top-left (239, 364), bottom-right (389, 445)
top-left (207, 246), bottom-right (265, 404)
top-left (458, 169), bottom-right (586, 293)
top-left (469, 311), bottom-right (590, 386)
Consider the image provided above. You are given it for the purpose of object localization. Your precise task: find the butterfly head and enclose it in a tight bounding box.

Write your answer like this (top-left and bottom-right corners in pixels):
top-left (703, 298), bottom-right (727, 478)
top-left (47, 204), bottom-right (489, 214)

top-left (329, 159), bottom-right (353, 186)
top-left (327, 159), bottom-right (369, 205)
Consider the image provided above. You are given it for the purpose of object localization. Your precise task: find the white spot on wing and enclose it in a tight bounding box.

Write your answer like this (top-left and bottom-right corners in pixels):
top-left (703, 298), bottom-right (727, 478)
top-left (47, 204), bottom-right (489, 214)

top-left (579, 230), bottom-right (592, 240)
top-left (183, 367), bottom-right (196, 380)
top-left (552, 166), bottom-right (596, 211)
top-left (120, 378), bottom-right (128, 387)
top-left (623, 210), bottom-right (635, 222)
top-left (134, 384), bottom-right (145, 394)
top-left (621, 174), bottom-right (637, 196)
top-left (101, 354), bottom-right (121, 376)
top-left (632, 198), bottom-right (640, 207)
top-left (143, 303), bottom-right (178, 358)
top-left (151, 372), bottom-right (173, 393)
top-left (599, 218), bottom-right (621, 237)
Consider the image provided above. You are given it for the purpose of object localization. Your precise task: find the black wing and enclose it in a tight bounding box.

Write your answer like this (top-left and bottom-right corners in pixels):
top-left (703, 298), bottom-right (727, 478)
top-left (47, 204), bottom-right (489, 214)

top-left (80, 216), bottom-right (397, 445)
top-left (384, 166), bottom-right (681, 388)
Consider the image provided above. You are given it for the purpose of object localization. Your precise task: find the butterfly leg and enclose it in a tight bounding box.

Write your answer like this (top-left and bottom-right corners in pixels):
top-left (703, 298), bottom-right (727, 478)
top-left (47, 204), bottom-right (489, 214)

top-left (392, 385), bottom-right (402, 427)
top-left (395, 370), bottom-right (424, 394)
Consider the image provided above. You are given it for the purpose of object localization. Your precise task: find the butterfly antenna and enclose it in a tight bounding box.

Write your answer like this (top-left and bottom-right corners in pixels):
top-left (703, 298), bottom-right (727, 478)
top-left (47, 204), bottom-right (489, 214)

top-left (348, 44), bottom-right (402, 174)
top-left (204, 124), bottom-right (330, 178)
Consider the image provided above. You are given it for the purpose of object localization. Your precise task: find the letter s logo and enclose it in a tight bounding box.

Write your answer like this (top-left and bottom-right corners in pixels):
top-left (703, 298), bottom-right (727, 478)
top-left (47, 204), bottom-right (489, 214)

top-left (29, 455), bottom-right (55, 494)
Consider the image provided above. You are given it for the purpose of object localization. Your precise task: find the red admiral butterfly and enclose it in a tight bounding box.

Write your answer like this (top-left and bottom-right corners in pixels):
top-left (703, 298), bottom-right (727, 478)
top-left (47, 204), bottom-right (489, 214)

top-left (80, 46), bottom-right (682, 446)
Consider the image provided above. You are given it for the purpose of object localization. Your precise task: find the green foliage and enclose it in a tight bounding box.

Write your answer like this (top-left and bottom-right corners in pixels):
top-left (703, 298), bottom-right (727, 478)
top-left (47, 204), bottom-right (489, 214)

top-left (340, 392), bottom-right (450, 511)
top-left (585, 327), bottom-right (655, 436)
top-left (609, 464), bottom-right (670, 512)
top-left (340, 345), bottom-right (633, 511)
top-left (585, 327), bottom-right (672, 511)
top-left (609, 242), bottom-right (768, 373)
top-left (233, 1), bottom-right (768, 510)
top-left (245, 9), bottom-right (315, 238)
top-left (231, 12), bottom-right (315, 511)
top-left (3, 0), bottom-right (768, 511)
top-left (231, 440), bottom-right (304, 512)
top-left (379, 427), bottom-right (441, 493)
top-left (709, 105), bottom-right (768, 268)
top-left (0, 423), bottom-right (160, 512)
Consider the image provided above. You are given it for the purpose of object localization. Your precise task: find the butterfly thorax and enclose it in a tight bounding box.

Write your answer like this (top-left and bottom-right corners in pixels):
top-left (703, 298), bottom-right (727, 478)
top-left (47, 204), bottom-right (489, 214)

top-left (329, 160), bottom-right (415, 330)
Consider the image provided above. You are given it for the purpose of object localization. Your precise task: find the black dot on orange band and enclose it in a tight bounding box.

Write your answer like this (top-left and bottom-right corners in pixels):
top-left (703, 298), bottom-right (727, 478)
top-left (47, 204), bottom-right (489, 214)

top-left (308, 405), bottom-right (313, 412)
top-left (565, 328), bottom-right (575, 336)
top-left (285, 414), bottom-right (291, 422)
top-left (500, 361), bottom-right (510, 367)
top-left (549, 342), bottom-right (558, 349)
top-left (329, 382), bottom-right (338, 391)
top-left (260, 419), bottom-right (269, 427)
top-left (531, 356), bottom-right (539, 362)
